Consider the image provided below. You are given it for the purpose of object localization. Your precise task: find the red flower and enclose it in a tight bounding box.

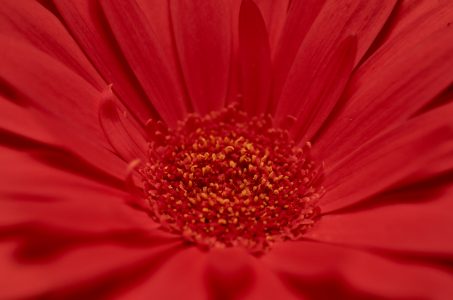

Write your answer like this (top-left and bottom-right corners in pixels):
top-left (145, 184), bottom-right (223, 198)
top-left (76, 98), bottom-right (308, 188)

top-left (1, 0), bottom-right (453, 299)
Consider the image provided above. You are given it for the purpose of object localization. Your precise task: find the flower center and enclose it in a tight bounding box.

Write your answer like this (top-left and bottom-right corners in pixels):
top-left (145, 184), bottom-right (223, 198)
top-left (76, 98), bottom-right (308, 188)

top-left (140, 105), bottom-right (323, 253)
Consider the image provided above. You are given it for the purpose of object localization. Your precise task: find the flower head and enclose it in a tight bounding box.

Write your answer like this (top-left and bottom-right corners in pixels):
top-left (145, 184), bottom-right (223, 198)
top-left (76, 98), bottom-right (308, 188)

top-left (1, 0), bottom-right (453, 299)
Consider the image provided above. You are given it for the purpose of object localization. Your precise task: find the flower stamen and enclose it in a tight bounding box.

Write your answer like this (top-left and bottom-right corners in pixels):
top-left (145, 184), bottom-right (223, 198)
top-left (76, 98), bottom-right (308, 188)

top-left (141, 105), bottom-right (323, 253)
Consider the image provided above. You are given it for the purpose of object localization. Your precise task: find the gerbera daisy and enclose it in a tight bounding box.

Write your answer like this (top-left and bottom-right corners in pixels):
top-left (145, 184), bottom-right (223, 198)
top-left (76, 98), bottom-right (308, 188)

top-left (1, 0), bottom-right (453, 298)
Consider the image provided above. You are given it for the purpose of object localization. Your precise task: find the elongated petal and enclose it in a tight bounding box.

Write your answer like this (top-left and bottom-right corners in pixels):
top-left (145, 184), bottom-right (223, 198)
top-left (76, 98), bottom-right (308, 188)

top-left (0, 97), bottom-right (56, 145)
top-left (403, 97), bottom-right (453, 184)
top-left (204, 248), bottom-right (298, 300)
top-left (320, 103), bottom-right (453, 213)
top-left (0, 36), bottom-right (127, 178)
top-left (372, 1), bottom-right (452, 51)
top-left (137, 0), bottom-right (179, 74)
top-left (225, 0), bottom-right (242, 106)
top-left (119, 247), bottom-right (297, 299)
top-left (204, 248), bottom-right (255, 299)
top-left (0, 147), bottom-right (150, 232)
top-left (53, 0), bottom-right (159, 124)
top-left (272, 0), bottom-right (326, 98)
top-left (0, 150), bottom-right (179, 299)
top-left (253, 0), bottom-right (290, 52)
top-left (118, 247), bottom-right (209, 299)
top-left (239, 0), bottom-right (272, 115)
top-left (272, 0), bottom-right (397, 106)
top-left (236, 255), bottom-right (299, 300)
top-left (265, 241), bottom-right (453, 299)
top-left (100, 0), bottom-right (188, 126)
top-left (307, 182), bottom-right (453, 256)
top-left (316, 6), bottom-right (453, 162)
top-left (0, 242), bottom-right (180, 299)
top-left (277, 36), bottom-right (356, 141)
top-left (0, 0), bottom-right (103, 89)
top-left (0, 38), bottom-right (100, 134)
top-left (98, 86), bottom-right (147, 162)
top-left (170, 0), bottom-right (231, 114)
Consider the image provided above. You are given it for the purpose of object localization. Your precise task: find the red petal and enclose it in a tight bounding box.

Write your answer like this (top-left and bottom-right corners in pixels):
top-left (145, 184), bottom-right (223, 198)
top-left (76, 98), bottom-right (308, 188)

top-left (0, 37), bottom-right (100, 133)
top-left (319, 103), bottom-right (453, 213)
top-left (0, 147), bottom-right (151, 232)
top-left (118, 247), bottom-right (209, 299)
top-left (307, 182), bottom-right (453, 256)
top-left (271, 0), bottom-right (397, 106)
top-left (170, 0), bottom-right (231, 114)
top-left (0, 37), bottom-right (127, 178)
top-left (225, 0), bottom-right (242, 106)
top-left (137, 0), bottom-right (181, 78)
top-left (403, 100), bottom-right (453, 185)
top-left (0, 0), bottom-right (103, 89)
top-left (240, 255), bottom-right (299, 300)
top-left (370, 1), bottom-right (452, 53)
top-left (276, 36), bottom-right (357, 141)
top-left (0, 242), bottom-right (180, 299)
top-left (272, 0), bottom-right (326, 101)
top-left (239, 0), bottom-right (272, 115)
top-left (0, 151), bottom-right (180, 299)
top-left (120, 246), bottom-right (297, 299)
top-left (203, 248), bottom-right (255, 299)
top-left (100, 0), bottom-right (188, 126)
top-left (53, 0), bottom-right (160, 124)
top-left (253, 0), bottom-right (290, 53)
top-left (316, 6), bottom-right (453, 162)
top-left (203, 248), bottom-right (297, 300)
top-left (264, 241), bottom-right (453, 299)
top-left (98, 86), bottom-right (147, 162)
top-left (0, 97), bottom-right (56, 145)
top-left (403, 152), bottom-right (453, 187)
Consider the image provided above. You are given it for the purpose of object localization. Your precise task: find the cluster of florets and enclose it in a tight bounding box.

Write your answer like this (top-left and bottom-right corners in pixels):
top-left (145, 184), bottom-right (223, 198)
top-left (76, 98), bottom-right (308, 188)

top-left (141, 105), bottom-right (323, 253)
